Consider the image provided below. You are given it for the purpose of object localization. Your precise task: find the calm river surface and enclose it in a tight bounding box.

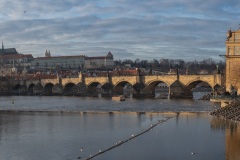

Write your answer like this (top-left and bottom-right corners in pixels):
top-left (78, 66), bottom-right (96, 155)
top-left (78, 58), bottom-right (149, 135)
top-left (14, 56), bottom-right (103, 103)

top-left (0, 93), bottom-right (239, 160)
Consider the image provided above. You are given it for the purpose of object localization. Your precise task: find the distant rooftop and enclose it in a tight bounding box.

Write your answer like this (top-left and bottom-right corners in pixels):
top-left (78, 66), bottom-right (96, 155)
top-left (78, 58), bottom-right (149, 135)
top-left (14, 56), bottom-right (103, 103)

top-left (0, 54), bottom-right (33, 59)
top-left (35, 55), bottom-right (85, 60)
top-left (85, 51), bottom-right (114, 60)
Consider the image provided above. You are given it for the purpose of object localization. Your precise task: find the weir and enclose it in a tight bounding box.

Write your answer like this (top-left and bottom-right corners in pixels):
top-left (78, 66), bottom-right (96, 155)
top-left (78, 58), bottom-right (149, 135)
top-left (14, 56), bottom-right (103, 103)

top-left (82, 116), bottom-right (176, 160)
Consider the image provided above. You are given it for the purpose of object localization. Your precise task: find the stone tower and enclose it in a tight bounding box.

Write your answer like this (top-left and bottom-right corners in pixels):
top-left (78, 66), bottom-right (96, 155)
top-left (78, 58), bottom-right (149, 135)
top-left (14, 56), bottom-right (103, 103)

top-left (225, 28), bottom-right (240, 94)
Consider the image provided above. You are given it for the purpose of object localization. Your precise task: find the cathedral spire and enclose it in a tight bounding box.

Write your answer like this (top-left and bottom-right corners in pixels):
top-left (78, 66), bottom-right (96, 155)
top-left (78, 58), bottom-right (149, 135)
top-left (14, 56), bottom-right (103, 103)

top-left (45, 49), bottom-right (48, 57)
top-left (2, 41), bottom-right (4, 50)
top-left (45, 49), bottom-right (51, 57)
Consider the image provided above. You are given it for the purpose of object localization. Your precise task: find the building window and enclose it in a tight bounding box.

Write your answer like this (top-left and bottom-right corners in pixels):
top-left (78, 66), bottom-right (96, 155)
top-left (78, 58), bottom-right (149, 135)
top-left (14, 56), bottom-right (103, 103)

top-left (234, 46), bottom-right (240, 55)
top-left (235, 34), bottom-right (240, 42)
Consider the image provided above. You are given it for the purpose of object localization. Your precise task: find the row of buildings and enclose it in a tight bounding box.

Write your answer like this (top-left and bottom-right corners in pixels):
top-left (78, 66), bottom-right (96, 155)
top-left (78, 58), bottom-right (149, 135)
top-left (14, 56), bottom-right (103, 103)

top-left (0, 43), bottom-right (114, 74)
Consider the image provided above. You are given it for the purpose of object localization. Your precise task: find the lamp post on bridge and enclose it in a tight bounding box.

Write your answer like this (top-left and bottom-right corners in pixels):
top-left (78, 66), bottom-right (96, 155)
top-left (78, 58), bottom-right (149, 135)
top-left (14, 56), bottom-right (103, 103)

top-left (216, 64), bottom-right (220, 74)
top-left (175, 63), bottom-right (179, 80)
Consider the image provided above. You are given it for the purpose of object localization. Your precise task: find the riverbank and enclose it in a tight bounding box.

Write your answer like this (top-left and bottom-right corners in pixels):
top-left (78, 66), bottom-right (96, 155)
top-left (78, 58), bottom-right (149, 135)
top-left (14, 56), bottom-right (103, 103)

top-left (210, 100), bottom-right (240, 121)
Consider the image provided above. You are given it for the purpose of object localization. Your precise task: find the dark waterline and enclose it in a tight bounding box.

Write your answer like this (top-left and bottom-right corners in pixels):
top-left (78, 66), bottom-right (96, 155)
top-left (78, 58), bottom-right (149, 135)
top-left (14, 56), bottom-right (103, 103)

top-left (0, 94), bottom-right (239, 160)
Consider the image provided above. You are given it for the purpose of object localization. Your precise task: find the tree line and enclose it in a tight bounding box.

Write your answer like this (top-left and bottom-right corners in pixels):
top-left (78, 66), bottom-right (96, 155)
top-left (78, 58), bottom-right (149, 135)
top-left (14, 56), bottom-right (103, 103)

top-left (114, 58), bottom-right (225, 75)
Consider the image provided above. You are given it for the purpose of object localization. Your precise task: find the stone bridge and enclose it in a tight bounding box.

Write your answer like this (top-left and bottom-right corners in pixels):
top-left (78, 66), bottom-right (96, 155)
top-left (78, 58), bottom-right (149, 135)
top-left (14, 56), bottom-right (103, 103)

top-left (14, 73), bottom-right (222, 98)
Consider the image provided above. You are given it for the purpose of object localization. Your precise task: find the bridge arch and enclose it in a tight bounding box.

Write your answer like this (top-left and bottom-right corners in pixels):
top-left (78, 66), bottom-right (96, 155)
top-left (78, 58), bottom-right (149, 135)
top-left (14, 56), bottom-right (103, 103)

top-left (101, 82), bottom-right (113, 95)
top-left (73, 82), bottom-right (87, 96)
top-left (144, 76), bottom-right (175, 88)
top-left (43, 83), bottom-right (54, 95)
top-left (13, 84), bottom-right (28, 94)
top-left (113, 79), bottom-right (135, 88)
top-left (113, 81), bottom-right (133, 96)
top-left (185, 80), bottom-right (213, 91)
top-left (102, 82), bottom-right (112, 90)
top-left (114, 80), bottom-right (135, 88)
top-left (87, 82), bottom-right (102, 96)
top-left (182, 80), bottom-right (215, 99)
top-left (13, 84), bottom-right (22, 91)
top-left (133, 82), bottom-right (145, 94)
top-left (33, 83), bottom-right (44, 95)
top-left (63, 83), bottom-right (76, 92)
top-left (28, 83), bottom-right (35, 94)
top-left (44, 83), bottom-right (54, 90)
top-left (145, 80), bottom-right (169, 97)
top-left (87, 82), bottom-right (102, 88)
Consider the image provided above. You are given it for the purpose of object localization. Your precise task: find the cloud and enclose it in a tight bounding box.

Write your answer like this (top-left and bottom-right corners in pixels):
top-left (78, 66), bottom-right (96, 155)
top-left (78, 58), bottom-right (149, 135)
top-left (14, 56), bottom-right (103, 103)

top-left (0, 0), bottom-right (239, 61)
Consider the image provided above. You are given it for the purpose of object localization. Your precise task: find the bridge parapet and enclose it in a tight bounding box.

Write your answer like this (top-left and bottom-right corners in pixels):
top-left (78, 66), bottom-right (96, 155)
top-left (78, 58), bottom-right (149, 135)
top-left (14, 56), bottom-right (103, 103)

top-left (26, 80), bottom-right (40, 89)
top-left (41, 78), bottom-right (59, 88)
top-left (144, 75), bottom-right (177, 86)
top-left (179, 74), bottom-right (222, 88)
top-left (111, 76), bottom-right (138, 86)
top-left (61, 77), bottom-right (81, 88)
top-left (85, 77), bottom-right (109, 86)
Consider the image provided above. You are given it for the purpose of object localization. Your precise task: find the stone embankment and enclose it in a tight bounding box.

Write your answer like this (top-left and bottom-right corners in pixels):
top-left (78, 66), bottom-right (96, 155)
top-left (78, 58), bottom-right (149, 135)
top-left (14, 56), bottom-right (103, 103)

top-left (210, 100), bottom-right (240, 121)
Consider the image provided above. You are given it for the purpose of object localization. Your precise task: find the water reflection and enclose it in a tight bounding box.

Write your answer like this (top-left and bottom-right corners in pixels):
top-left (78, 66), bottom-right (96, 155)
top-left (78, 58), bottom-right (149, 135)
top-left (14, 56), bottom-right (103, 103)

top-left (0, 111), bottom-right (236, 160)
top-left (0, 96), bottom-right (239, 160)
top-left (226, 123), bottom-right (240, 160)
top-left (210, 117), bottom-right (240, 160)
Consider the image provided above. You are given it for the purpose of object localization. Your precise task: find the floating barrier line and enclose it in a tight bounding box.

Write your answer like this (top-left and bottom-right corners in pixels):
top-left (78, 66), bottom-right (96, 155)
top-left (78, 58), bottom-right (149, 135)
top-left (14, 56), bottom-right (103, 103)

top-left (82, 116), bottom-right (176, 160)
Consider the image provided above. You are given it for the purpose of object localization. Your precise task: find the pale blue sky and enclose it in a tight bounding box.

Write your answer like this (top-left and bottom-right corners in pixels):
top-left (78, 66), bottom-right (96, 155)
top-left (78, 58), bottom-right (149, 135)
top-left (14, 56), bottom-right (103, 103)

top-left (0, 0), bottom-right (239, 61)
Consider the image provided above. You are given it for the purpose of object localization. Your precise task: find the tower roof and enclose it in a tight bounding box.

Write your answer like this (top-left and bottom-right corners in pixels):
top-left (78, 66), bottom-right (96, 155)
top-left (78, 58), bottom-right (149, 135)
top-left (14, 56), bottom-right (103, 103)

top-left (106, 51), bottom-right (113, 58)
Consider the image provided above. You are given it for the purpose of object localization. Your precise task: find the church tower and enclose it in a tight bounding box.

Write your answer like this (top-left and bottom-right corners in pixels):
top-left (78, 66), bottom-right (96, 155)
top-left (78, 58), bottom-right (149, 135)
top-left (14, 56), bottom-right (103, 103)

top-left (225, 28), bottom-right (240, 94)
top-left (2, 41), bottom-right (4, 51)
top-left (45, 49), bottom-right (51, 57)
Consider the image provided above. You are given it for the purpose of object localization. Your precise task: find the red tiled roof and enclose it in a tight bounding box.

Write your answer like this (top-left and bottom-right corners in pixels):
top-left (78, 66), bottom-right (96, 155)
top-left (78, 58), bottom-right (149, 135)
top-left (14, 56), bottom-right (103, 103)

top-left (0, 54), bottom-right (33, 59)
top-left (110, 69), bottom-right (138, 76)
top-left (35, 55), bottom-right (85, 60)
top-left (85, 56), bottom-right (112, 60)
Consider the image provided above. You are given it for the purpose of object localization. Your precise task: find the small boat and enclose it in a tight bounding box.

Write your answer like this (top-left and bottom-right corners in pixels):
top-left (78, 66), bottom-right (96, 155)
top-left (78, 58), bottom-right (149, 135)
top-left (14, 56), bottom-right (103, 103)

top-left (112, 95), bottom-right (125, 101)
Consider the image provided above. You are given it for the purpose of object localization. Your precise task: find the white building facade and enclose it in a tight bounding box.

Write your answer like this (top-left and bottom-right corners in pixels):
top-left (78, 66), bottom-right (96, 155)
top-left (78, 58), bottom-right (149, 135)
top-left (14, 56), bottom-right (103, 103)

top-left (31, 55), bottom-right (85, 70)
top-left (31, 51), bottom-right (114, 70)
top-left (84, 51), bottom-right (114, 69)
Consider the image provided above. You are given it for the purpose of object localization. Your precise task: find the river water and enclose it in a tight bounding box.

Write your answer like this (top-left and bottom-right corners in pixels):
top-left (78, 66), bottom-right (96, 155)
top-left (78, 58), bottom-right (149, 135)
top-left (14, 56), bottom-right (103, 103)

top-left (0, 93), bottom-right (239, 160)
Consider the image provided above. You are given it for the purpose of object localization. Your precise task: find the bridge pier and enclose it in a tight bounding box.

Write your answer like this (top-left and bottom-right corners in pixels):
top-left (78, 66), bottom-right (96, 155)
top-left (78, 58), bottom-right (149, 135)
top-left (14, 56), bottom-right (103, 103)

top-left (142, 87), bottom-right (155, 98)
top-left (18, 85), bottom-right (27, 95)
top-left (167, 80), bottom-right (193, 99)
top-left (101, 83), bottom-right (113, 97)
top-left (169, 86), bottom-right (193, 99)
top-left (113, 86), bottom-right (123, 96)
top-left (52, 84), bottom-right (63, 95)
top-left (101, 89), bottom-right (113, 97)
top-left (33, 84), bottom-right (43, 95)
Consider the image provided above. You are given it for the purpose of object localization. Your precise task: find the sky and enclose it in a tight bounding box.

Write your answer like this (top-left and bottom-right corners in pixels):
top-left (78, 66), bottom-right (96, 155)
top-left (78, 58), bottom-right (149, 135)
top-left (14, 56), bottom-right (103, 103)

top-left (0, 0), bottom-right (239, 61)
